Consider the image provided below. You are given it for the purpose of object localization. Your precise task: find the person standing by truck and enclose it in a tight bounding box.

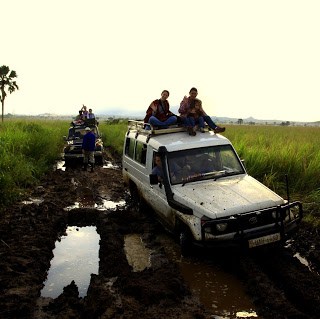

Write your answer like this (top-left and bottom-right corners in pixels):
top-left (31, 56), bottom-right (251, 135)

top-left (82, 127), bottom-right (96, 172)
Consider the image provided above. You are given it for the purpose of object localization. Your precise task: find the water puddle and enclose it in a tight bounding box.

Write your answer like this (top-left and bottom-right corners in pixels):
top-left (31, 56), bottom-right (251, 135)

top-left (123, 234), bottom-right (152, 272)
top-left (286, 240), bottom-right (315, 273)
top-left (158, 234), bottom-right (258, 318)
top-left (41, 226), bottom-right (100, 298)
top-left (21, 198), bottom-right (44, 205)
top-left (293, 252), bottom-right (313, 272)
top-left (64, 200), bottom-right (126, 211)
top-left (54, 160), bottom-right (66, 171)
top-left (103, 161), bottom-right (119, 169)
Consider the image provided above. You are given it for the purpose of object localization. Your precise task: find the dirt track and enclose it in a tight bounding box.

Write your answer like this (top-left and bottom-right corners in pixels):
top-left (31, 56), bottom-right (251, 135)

top-left (1, 151), bottom-right (320, 319)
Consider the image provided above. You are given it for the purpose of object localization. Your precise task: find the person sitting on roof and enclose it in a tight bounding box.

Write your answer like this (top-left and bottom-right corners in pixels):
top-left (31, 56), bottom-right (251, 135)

top-left (88, 108), bottom-right (95, 119)
top-left (81, 104), bottom-right (89, 119)
top-left (144, 90), bottom-right (177, 130)
top-left (185, 99), bottom-right (206, 135)
top-left (179, 87), bottom-right (226, 134)
top-left (72, 110), bottom-right (85, 126)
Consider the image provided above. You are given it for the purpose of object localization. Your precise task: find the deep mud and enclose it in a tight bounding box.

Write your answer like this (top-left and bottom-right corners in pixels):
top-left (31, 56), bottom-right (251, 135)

top-left (1, 151), bottom-right (320, 319)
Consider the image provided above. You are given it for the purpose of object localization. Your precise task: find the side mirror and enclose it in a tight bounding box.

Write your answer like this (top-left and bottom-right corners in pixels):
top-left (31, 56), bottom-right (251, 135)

top-left (149, 174), bottom-right (158, 185)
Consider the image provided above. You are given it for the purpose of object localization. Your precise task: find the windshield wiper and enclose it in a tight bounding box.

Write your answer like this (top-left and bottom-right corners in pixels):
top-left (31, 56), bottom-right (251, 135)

top-left (181, 170), bottom-right (243, 185)
top-left (213, 170), bottom-right (242, 180)
top-left (182, 171), bottom-right (226, 186)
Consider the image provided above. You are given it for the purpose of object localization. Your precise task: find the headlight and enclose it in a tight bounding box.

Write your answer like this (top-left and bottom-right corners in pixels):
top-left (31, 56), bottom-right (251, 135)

top-left (204, 227), bottom-right (212, 233)
top-left (216, 223), bottom-right (228, 232)
top-left (284, 210), bottom-right (295, 222)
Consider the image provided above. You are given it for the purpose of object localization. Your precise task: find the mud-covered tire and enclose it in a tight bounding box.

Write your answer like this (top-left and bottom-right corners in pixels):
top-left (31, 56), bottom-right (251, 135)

top-left (179, 228), bottom-right (193, 257)
top-left (129, 183), bottom-right (147, 213)
top-left (95, 156), bottom-right (103, 166)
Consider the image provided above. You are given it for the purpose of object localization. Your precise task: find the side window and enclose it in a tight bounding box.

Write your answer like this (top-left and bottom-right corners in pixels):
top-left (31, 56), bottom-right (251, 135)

top-left (125, 137), bottom-right (135, 158)
top-left (135, 141), bottom-right (147, 166)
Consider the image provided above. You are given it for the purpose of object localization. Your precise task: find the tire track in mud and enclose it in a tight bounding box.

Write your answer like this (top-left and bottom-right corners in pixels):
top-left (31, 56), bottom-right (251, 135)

top-left (1, 154), bottom-right (320, 318)
top-left (237, 247), bottom-right (320, 319)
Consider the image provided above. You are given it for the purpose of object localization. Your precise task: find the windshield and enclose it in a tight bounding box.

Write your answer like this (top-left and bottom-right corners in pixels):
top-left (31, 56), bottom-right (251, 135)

top-left (167, 145), bottom-right (245, 185)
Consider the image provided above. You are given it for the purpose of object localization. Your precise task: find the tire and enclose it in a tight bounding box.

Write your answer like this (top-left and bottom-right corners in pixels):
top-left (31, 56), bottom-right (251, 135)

top-left (95, 156), bottom-right (103, 166)
top-left (179, 228), bottom-right (193, 257)
top-left (64, 158), bottom-right (74, 167)
top-left (129, 183), bottom-right (147, 213)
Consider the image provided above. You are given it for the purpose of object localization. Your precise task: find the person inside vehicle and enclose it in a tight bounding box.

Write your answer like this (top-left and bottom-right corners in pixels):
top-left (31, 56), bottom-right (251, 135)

top-left (82, 127), bottom-right (96, 172)
top-left (144, 90), bottom-right (177, 129)
top-left (152, 154), bottom-right (163, 182)
top-left (179, 87), bottom-right (226, 134)
top-left (153, 153), bottom-right (181, 183)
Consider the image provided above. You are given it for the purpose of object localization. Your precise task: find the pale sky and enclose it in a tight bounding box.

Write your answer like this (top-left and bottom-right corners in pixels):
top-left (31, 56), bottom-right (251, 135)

top-left (2, 0), bottom-right (320, 122)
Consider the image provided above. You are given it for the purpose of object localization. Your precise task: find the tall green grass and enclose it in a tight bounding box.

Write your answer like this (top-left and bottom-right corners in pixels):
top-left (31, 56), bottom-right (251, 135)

top-left (99, 120), bottom-right (128, 155)
top-left (225, 125), bottom-right (320, 199)
top-left (0, 119), bottom-right (68, 206)
top-left (1, 119), bottom-right (319, 223)
top-left (100, 122), bottom-right (320, 220)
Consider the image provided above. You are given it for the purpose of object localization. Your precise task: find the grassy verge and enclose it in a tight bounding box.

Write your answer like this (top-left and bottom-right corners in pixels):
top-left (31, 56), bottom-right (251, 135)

top-left (1, 119), bottom-right (319, 226)
top-left (0, 119), bottom-right (68, 207)
top-left (100, 121), bottom-right (320, 224)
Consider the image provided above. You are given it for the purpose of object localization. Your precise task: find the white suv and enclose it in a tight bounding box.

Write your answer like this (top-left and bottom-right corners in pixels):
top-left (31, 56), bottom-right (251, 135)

top-left (122, 121), bottom-right (303, 255)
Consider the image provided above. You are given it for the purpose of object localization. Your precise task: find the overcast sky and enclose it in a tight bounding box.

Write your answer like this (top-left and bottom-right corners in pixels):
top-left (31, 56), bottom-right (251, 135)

top-left (2, 0), bottom-right (319, 122)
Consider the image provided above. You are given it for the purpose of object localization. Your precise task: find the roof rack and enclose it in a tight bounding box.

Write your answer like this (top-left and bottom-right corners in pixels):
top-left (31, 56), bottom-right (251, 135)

top-left (127, 120), bottom-right (186, 137)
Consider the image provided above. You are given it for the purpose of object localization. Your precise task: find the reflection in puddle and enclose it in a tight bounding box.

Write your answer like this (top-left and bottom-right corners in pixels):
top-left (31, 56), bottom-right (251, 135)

top-left (64, 200), bottom-right (126, 211)
top-left (286, 241), bottom-right (314, 272)
top-left (158, 235), bottom-right (258, 318)
top-left (55, 160), bottom-right (66, 171)
top-left (22, 198), bottom-right (44, 205)
top-left (294, 252), bottom-right (312, 270)
top-left (103, 161), bottom-right (119, 169)
top-left (41, 226), bottom-right (100, 298)
top-left (124, 234), bottom-right (152, 272)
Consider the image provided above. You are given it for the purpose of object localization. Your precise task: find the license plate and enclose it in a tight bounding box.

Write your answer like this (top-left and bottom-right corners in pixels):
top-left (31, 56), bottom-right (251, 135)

top-left (248, 233), bottom-right (281, 248)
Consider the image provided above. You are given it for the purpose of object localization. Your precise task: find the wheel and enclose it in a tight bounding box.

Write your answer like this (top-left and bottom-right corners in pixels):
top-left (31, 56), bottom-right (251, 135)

top-left (95, 156), bottom-right (103, 165)
top-left (129, 183), bottom-right (147, 213)
top-left (179, 228), bottom-right (193, 257)
top-left (64, 158), bottom-right (75, 168)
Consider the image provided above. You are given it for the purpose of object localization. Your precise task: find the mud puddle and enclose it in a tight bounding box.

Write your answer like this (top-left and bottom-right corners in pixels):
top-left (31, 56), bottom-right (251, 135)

top-left (156, 233), bottom-right (259, 318)
top-left (124, 234), bottom-right (152, 272)
top-left (41, 226), bottom-right (100, 298)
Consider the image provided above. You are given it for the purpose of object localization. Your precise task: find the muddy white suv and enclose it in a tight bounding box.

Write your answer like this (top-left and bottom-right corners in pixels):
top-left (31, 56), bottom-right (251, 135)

top-left (122, 121), bottom-right (303, 255)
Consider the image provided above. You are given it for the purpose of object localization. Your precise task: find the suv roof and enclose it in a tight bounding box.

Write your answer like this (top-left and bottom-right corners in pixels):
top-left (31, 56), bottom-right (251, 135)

top-left (127, 120), bottom-right (230, 152)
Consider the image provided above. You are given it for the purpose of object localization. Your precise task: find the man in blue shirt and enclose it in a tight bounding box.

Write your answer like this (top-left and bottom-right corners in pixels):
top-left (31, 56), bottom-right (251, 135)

top-left (82, 127), bottom-right (96, 172)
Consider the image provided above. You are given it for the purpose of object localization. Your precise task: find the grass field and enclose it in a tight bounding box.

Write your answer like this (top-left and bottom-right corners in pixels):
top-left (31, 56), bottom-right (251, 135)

top-left (1, 119), bottom-right (319, 223)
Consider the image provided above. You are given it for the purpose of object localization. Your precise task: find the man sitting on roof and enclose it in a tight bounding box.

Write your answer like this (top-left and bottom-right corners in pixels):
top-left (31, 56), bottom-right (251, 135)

top-left (144, 90), bottom-right (177, 130)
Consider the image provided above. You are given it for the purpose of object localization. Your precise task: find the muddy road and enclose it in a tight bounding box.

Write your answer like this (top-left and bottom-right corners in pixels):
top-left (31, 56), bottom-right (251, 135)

top-left (1, 152), bottom-right (320, 319)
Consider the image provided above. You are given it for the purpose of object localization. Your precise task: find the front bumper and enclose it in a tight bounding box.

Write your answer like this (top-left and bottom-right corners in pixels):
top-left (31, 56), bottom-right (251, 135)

top-left (199, 201), bottom-right (303, 249)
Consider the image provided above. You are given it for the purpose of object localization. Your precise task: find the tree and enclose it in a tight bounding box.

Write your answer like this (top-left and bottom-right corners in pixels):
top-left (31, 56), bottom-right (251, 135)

top-left (0, 65), bottom-right (19, 122)
top-left (237, 118), bottom-right (243, 125)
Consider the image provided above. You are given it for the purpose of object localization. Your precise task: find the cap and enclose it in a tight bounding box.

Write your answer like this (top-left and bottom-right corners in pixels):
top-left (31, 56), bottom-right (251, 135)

top-left (85, 127), bottom-right (91, 131)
